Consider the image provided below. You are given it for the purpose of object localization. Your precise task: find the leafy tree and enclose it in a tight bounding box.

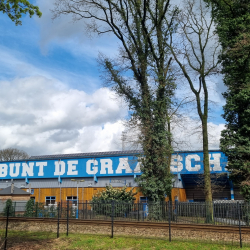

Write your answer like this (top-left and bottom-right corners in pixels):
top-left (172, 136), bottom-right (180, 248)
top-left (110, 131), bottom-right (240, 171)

top-left (24, 198), bottom-right (35, 217)
top-left (53, 0), bottom-right (179, 201)
top-left (0, 0), bottom-right (41, 25)
top-left (3, 199), bottom-right (14, 216)
top-left (206, 0), bottom-right (250, 201)
top-left (0, 148), bottom-right (29, 161)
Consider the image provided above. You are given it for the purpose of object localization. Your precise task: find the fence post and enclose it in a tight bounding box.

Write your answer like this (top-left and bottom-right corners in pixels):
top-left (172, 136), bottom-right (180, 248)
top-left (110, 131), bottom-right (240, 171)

top-left (14, 202), bottom-right (16, 217)
top-left (60, 201), bottom-right (62, 218)
top-left (57, 202), bottom-right (60, 238)
top-left (111, 201), bottom-right (114, 238)
top-left (142, 203), bottom-right (144, 222)
top-left (175, 200), bottom-right (178, 223)
top-left (85, 201), bottom-right (87, 219)
top-left (237, 202), bottom-right (242, 248)
top-left (67, 200), bottom-right (69, 236)
top-left (137, 203), bottom-right (140, 221)
top-left (213, 201), bottom-right (215, 225)
top-left (168, 201), bottom-right (171, 242)
top-left (35, 202), bottom-right (38, 218)
top-left (247, 202), bottom-right (250, 226)
top-left (4, 205), bottom-right (9, 250)
top-left (90, 201), bottom-right (92, 220)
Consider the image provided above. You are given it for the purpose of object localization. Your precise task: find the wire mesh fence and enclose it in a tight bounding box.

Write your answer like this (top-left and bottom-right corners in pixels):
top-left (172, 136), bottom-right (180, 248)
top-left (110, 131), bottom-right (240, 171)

top-left (0, 200), bottom-right (249, 249)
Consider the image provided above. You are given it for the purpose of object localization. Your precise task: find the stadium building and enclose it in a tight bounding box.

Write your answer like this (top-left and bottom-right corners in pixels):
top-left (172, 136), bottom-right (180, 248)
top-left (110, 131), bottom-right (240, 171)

top-left (0, 150), bottom-right (242, 204)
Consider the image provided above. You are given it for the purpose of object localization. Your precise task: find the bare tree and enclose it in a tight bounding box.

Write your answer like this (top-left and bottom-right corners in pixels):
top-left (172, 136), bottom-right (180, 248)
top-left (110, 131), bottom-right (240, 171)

top-left (167, 0), bottom-right (220, 220)
top-left (0, 148), bottom-right (29, 161)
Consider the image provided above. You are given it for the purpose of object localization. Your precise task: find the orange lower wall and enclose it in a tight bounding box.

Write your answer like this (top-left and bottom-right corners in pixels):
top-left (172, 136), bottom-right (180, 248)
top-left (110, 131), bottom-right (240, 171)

top-left (24, 187), bottom-right (186, 203)
top-left (165, 188), bottom-right (187, 202)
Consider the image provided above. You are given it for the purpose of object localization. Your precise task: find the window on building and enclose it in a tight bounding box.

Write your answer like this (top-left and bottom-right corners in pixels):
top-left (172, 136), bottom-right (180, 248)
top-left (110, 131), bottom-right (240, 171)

top-left (26, 189), bottom-right (34, 194)
top-left (67, 196), bottom-right (78, 205)
top-left (46, 196), bottom-right (56, 206)
top-left (30, 196), bottom-right (35, 201)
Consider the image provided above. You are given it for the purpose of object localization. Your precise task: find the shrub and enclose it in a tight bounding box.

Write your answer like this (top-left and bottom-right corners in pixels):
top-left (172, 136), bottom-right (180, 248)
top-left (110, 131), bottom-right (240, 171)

top-left (3, 199), bottom-right (14, 216)
top-left (92, 185), bottom-right (137, 216)
top-left (24, 199), bottom-right (35, 217)
top-left (92, 185), bottom-right (136, 202)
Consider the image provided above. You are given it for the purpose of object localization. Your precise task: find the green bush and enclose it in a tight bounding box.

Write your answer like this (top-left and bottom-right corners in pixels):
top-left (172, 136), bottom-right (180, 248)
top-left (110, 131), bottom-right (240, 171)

top-left (92, 185), bottom-right (136, 202)
top-left (92, 185), bottom-right (137, 216)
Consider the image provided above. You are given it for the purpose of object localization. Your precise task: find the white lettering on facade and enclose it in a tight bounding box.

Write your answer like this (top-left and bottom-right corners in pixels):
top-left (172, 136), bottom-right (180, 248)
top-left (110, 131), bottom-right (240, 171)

top-left (21, 162), bottom-right (34, 177)
top-left (0, 152), bottom-right (226, 179)
top-left (116, 158), bottom-right (132, 174)
top-left (134, 161), bottom-right (141, 173)
top-left (36, 162), bottom-right (47, 176)
top-left (170, 155), bottom-right (183, 172)
top-left (100, 159), bottom-right (113, 174)
top-left (86, 159), bottom-right (98, 175)
top-left (0, 164), bottom-right (7, 177)
top-left (54, 161), bottom-right (65, 176)
top-left (185, 154), bottom-right (201, 171)
top-left (9, 163), bottom-right (20, 177)
top-left (67, 160), bottom-right (78, 175)
top-left (209, 153), bottom-right (222, 171)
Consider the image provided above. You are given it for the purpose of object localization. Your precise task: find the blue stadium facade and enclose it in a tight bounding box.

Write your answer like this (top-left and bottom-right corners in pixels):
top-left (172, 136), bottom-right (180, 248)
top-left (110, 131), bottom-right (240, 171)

top-left (0, 150), bottom-right (241, 202)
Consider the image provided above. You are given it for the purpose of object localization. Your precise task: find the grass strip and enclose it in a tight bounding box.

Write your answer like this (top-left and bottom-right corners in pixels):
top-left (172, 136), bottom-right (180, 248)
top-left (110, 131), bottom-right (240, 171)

top-left (0, 230), bottom-right (249, 250)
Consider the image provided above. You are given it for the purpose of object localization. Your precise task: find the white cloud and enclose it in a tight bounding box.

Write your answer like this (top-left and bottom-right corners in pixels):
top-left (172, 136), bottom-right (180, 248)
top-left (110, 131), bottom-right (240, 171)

top-left (0, 74), bottom-right (224, 156)
top-left (0, 0), bottom-right (226, 157)
top-left (35, 0), bottom-right (118, 58)
top-left (171, 115), bottom-right (225, 151)
top-left (0, 76), bottom-right (127, 155)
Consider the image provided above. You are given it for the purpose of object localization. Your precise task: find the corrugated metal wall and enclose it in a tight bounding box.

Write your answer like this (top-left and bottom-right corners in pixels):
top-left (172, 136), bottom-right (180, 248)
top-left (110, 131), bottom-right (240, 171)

top-left (234, 188), bottom-right (244, 200)
top-left (185, 186), bottom-right (232, 201)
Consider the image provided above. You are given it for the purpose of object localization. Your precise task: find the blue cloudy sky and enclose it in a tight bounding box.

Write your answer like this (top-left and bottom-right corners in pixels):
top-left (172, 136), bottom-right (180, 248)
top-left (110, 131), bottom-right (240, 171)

top-left (0, 0), bottom-right (226, 156)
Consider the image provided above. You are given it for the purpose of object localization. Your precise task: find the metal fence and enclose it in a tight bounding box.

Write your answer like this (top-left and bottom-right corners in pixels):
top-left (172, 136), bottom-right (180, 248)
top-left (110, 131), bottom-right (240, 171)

top-left (0, 200), bottom-right (249, 226)
top-left (0, 200), bottom-right (249, 249)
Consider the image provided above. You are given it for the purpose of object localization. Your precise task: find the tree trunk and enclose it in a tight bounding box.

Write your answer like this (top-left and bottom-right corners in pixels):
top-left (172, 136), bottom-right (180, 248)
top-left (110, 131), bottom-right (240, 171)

top-left (202, 118), bottom-right (213, 222)
top-left (167, 118), bottom-right (172, 201)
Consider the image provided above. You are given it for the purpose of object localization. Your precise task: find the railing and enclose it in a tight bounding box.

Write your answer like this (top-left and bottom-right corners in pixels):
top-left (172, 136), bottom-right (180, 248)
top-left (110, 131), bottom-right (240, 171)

top-left (0, 200), bottom-right (249, 226)
top-left (0, 200), bottom-right (249, 248)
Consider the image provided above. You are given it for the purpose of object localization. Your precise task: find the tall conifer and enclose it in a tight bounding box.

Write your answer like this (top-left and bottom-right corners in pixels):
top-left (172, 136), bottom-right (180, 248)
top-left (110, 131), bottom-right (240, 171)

top-left (207, 0), bottom-right (250, 201)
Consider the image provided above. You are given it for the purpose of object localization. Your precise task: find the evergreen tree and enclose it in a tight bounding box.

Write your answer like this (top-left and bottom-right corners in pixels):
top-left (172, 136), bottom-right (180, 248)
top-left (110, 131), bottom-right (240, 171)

top-left (206, 0), bottom-right (250, 201)
top-left (3, 199), bottom-right (14, 216)
top-left (24, 198), bottom-right (35, 217)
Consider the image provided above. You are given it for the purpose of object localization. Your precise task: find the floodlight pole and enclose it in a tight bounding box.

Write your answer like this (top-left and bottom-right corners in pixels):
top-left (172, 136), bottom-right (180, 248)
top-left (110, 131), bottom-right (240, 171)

top-left (122, 131), bottom-right (126, 151)
top-left (77, 181), bottom-right (79, 214)
top-left (71, 179), bottom-right (84, 219)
